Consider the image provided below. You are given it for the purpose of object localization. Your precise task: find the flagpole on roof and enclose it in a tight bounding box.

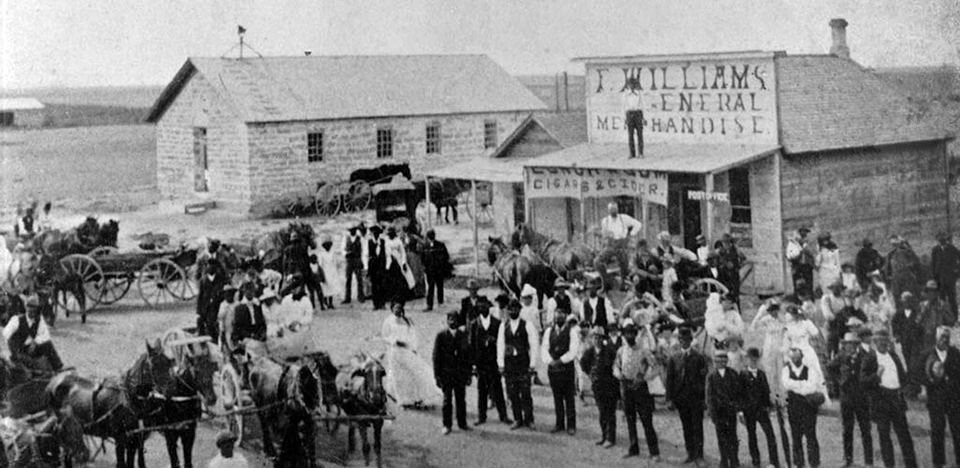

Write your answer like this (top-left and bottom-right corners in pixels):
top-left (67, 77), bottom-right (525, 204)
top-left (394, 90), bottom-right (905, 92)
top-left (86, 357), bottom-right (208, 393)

top-left (238, 25), bottom-right (246, 59)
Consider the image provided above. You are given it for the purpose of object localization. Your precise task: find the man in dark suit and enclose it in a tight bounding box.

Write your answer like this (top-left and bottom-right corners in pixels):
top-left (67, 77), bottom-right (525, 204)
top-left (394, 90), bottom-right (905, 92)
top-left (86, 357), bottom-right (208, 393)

top-left (433, 311), bottom-right (473, 435)
top-left (421, 229), bottom-right (451, 312)
top-left (231, 283), bottom-right (266, 345)
top-left (196, 261), bottom-right (227, 339)
top-left (460, 280), bottom-right (491, 326)
top-left (741, 347), bottom-right (779, 468)
top-left (892, 291), bottom-right (924, 398)
top-left (855, 238), bottom-right (885, 291)
top-left (706, 350), bottom-right (741, 468)
top-left (862, 329), bottom-right (918, 468)
top-left (666, 326), bottom-right (708, 464)
top-left (540, 306), bottom-right (580, 435)
top-left (581, 325), bottom-right (619, 448)
top-left (342, 225), bottom-right (365, 304)
top-left (827, 332), bottom-right (873, 467)
top-left (931, 232), bottom-right (960, 324)
top-left (368, 225), bottom-right (386, 310)
top-left (468, 301), bottom-right (510, 425)
top-left (924, 326), bottom-right (960, 468)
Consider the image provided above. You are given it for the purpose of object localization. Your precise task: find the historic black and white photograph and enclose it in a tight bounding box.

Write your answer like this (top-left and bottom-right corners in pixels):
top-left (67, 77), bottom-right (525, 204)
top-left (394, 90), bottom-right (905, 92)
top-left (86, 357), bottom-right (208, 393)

top-left (1, 1), bottom-right (959, 467)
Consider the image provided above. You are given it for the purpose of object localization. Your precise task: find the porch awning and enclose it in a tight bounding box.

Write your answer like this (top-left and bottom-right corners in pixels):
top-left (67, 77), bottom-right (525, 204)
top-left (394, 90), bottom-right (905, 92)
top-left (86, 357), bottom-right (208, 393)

top-left (522, 142), bottom-right (781, 174)
top-left (424, 157), bottom-right (527, 183)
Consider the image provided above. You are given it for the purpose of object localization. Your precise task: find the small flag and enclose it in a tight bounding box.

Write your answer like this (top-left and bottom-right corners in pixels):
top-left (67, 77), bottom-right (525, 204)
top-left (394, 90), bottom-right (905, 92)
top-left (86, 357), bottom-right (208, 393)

top-left (238, 25), bottom-right (246, 35)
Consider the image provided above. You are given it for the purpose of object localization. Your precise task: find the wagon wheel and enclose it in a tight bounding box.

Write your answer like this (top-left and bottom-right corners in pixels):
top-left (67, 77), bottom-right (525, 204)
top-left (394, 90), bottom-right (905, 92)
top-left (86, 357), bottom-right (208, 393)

top-left (344, 180), bottom-right (373, 212)
top-left (213, 365), bottom-right (245, 447)
top-left (475, 202), bottom-right (494, 226)
top-left (97, 273), bottom-right (132, 305)
top-left (456, 189), bottom-right (473, 220)
top-left (58, 254), bottom-right (103, 319)
top-left (690, 278), bottom-right (729, 296)
top-left (137, 258), bottom-right (187, 307)
top-left (314, 183), bottom-right (342, 217)
top-left (87, 246), bottom-right (118, 257)
top-left (176, 262), bottom-right (199, 301)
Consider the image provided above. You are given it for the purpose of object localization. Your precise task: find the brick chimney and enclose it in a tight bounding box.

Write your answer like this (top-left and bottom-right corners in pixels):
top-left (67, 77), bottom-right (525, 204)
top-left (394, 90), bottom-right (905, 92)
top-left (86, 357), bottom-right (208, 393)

top-left (829, 18), bottom-right (850, 59)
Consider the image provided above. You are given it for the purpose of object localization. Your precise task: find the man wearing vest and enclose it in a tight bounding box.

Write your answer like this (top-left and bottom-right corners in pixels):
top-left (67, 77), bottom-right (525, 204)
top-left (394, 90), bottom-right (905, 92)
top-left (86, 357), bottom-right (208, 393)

top-left (706, 350), bottom-right (742, 468)
top-left (540, 306), bottom-right (580, 435)
top-left (582, 275), bottom-right (615, 330)
top-left (826, 332), bottom-right (873, 468)
top-left (593, 203), bottom-right (642, 283)
top-left (460, 280), bottom-right (493, 327)
top-left (862, 329), bottom-right (917, 468)
top-left (342, 226), bottom-right (365, 304)
top-left (614, 319), bottom-right (661, 461)
top-left (3, 296), bottom-right (63, 370)
top-left (665, 326), bottom-right (708, 464)
top-left (925, 326), bottom-right (960, 468)
top-left (469, 300), bottom-right (510, 426)
top-left (782, 346), bottom-right (823, 468)
top-left (497, 299), bottom-right (539, 430)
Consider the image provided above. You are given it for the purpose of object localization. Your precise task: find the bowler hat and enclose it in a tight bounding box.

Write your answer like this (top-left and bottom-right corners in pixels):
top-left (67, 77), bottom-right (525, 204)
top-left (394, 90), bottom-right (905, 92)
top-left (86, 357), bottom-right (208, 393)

top-left (875, 329), bottom-right (892, 339)
top-left (745, 348), bottom-right (761, 359)
top-left (925, 280), bottom-right (939, 291)
top-left (507, 299), bottom-right (522, 311)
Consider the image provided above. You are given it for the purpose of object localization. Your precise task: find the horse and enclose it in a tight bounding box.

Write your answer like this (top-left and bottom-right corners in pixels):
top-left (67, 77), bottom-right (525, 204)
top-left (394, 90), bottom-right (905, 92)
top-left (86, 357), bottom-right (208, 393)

top-left (153, 331), bottom-right (221, 468)
top-left (412, 179), bottom-right (468, 225)
top-left (28, 253), bottom-right (87, 325)
top-left (349, 163), bottom-right (412, 185)
top-left (45, 339), bottom-right (177, 468)
top-left (514, 223), bottom-right (595, 278)
top-left (336, 352), bottom-right (387, 468)
top-left (299, 351), bottom-right (341, 433)
top-left (239, 340), bottom-right (320, 466)
top-left (486, 236), bottom-right (557, 305)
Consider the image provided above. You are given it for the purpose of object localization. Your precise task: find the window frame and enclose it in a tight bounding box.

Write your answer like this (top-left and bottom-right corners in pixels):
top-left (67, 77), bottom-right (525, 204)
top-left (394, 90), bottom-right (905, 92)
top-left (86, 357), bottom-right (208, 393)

top-left (425, 122), bottom-right (441, 155)
top-left (376, 127), bottom-right (394, 159)
top-left (728, 167), bottom-right (752, 224)
top-left (483, 119), bottom-right (498, 149)
top-left (307, 131), bottom-right (324, 163)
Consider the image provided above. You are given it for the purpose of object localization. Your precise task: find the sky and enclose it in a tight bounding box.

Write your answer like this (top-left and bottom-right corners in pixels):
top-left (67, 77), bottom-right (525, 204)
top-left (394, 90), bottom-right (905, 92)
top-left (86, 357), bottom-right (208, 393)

top-left (1, 0), bottom-right (958, 89)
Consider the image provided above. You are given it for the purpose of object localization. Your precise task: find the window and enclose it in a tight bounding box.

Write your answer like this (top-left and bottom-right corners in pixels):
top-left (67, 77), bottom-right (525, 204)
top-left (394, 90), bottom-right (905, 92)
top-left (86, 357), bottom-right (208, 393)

top-left (425, 123), bottom-right (441, 154)
top-left (729, 167), bottom-right (751, 224)
top-left (483, 120), bottom-right (498, 149)
top-left (307, 132), bottom-right (324, 163)
top-left (0, 112), bottom-right (12, 127)
top-left (376, 127), bottom-right (393, 158)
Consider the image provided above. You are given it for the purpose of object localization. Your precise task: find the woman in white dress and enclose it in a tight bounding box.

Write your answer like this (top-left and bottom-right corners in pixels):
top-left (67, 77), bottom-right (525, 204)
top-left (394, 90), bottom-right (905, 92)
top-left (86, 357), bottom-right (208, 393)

top-left (815, 233), bottom-right (841, 295)
top-left (381, 300), bottom-right (441, 409)
top-left (0, 237), bottom-right (12, 286)
top-left (749, 299), bottom-right (788, 397)
top-left (314, 234), bottom-right (343, 308)
top-left (781, 305), bottom-right (829, 401)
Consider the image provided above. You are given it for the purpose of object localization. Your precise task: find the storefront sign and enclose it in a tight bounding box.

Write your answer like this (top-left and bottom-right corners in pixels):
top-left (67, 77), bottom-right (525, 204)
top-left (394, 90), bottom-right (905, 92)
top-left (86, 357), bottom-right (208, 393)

top-left (585, 54), bottom-right (778, 145)
top-left (687, 191), bottom-right (729, 203)
top-left (524, 166), bottom-right (668, 205)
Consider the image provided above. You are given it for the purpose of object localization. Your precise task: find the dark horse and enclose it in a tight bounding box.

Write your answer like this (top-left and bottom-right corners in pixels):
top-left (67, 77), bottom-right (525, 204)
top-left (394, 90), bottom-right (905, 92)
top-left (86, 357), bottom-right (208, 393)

top-left (29, 253), bottom-right (87, 325)
top-left (45, 339), bottom-right (177, 468)
top-left (487, 236), bottom-right (557, 306)
top-left (413, 179), bottom-right (469, 225)
top-left (150, 333), bottom-right (220, 468)
top-left (34, 217), bottom-right (119, 257)
top-left (349, 163), bottom-right (412, 185)
top-left (337, 352), bottom-right (388, 468)
top-left (514, 223), bottom-right (595, 278)
top-left (240, 340), bottom-right (321, 467)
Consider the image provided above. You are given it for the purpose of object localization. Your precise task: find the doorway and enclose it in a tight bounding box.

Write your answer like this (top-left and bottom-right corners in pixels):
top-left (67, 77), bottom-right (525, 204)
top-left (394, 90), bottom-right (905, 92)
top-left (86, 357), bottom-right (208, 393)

top-left (193, 127), bottom-right (208, 192)
top-left (667, 173), bottom-right (703, 251)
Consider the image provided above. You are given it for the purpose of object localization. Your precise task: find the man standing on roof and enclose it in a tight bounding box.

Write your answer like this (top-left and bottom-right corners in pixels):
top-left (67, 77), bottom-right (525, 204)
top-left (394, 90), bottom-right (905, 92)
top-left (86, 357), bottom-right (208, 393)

top-left (623, 76), bottom-right (645, 158)
top-left (593, 202), bottom-right (642, 282)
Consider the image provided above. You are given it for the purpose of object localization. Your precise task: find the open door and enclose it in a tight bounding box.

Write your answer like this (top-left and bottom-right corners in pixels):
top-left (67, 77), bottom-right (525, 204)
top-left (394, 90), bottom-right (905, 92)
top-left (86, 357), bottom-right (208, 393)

top-left (193, 127), bottom-right (208, 192)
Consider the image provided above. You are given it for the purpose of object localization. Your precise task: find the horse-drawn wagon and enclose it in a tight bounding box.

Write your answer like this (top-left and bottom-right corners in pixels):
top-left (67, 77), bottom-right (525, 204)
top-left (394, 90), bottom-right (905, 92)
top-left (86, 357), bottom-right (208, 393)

top-left (313, 164), bottom-right (413, 217)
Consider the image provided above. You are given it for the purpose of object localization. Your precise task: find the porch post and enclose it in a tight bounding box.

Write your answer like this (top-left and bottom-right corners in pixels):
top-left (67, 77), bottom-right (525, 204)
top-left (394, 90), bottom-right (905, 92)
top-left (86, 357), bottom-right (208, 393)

top-left (705, 172), bottom-right (715, 245)
top-left (472, 179), bottom-right (480, 276)
top-left (425, 176), bottom-right (432, 229)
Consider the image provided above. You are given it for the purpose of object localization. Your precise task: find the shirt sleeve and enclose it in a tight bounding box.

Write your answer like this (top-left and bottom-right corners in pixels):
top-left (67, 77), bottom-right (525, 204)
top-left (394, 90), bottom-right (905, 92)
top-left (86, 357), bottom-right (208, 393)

top-left (780, 367), bottom-right (795, 393)
top-left (560, 326), bottom-right (580, 364)
top-left (35, 319), bottom-right (51, 344)
top-left (2, 316), bottom-right (18, 341)
top-left (526, 320), bottom-right (540, 368)
top-left (496, 323), bottom-right (506, 369)
top-left (820, 296), bottom-right (835, 321)
top-left (540, 327), bottom-right (553, 365)
top-left (612, 348), bottom-right (623, 380)
top-left (623, 215), bottom-right (643, 233)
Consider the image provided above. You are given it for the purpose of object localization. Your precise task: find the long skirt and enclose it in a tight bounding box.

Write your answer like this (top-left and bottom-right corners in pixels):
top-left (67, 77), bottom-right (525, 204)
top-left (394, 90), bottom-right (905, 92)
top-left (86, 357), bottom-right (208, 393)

top-left (384, 345), bottom-right (442, 407)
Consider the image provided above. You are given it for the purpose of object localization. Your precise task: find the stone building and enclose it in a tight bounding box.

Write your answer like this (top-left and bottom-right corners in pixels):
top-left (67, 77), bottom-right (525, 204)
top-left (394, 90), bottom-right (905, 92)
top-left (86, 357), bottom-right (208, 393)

top-left (0, 98), bottom-right (46, 128)
top-left (145, 54), bottom-right (545, 215)
top-left (520, 19), bottom-right (954, 294)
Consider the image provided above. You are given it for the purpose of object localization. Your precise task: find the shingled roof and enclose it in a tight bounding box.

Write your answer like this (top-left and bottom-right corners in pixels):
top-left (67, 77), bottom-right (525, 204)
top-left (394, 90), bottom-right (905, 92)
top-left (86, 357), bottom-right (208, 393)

top-left (146, 55), bottom-right (546, 123)
top-left (778, 55), bottom-right (951, 154)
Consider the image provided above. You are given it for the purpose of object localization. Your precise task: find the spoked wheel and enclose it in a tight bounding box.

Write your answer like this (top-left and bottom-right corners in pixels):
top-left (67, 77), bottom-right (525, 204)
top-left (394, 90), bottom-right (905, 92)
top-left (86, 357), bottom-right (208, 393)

top-left (87, 246), bottom-right (118, 258)
top-left (138, 258), bottom-right (187, 307)
top-left (173, 262), bottom-right (199, 301)
top-left (59, 254), bottom-right (103, 321)
top-left (314, 183), bottom-right (342, 217)
top-left (456, 190), bottom-right (473, 220)
top-left (344, 180), bottom-right (373, 212)
top-left (97, 274), bottom-right (132, 305)
top-left (213, 365), bottom-right (245, 447)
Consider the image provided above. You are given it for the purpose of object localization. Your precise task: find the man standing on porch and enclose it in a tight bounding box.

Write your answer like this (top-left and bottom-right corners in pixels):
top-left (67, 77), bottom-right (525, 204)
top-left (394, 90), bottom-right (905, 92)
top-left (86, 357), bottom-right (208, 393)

top-left (594, 202), bottom-right (642, 282)
top-left (623, 76), bottom-right (645, 158)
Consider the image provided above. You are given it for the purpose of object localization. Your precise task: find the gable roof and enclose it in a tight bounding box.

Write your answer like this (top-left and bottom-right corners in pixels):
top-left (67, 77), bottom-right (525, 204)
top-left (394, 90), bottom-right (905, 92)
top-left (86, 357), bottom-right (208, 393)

top-left (146, 55), bottom-right (546, 123)
top-left (777, 55), bottom-right (951, 154)
top-left (0, 98), bottom-right (44, 111)
top-left (490, 111), bottom-right (588, 158)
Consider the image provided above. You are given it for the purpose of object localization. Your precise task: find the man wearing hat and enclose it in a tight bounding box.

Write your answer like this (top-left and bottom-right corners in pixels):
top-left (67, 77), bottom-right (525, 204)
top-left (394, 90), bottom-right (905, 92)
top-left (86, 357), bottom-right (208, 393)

top-left (580, 325), bottom-right (619, 448)
top-left (855, 238), bottom-right (885, 291)
top-left (342, 225), bottom-right (366, 305)
top-left (892, 291), bottom-right (925, 398)
top-left (718, 233), bottom-right (746, 307)
top-left (497, 298), bottom-right (539, 429)
top-left (197, 261), bottom-right (227, 339)
top-left (862, 329), bottom-right (917, 468)
top-left (231, 282), bottom-right (266, 344)
top-left (433, 310), bottom-right (473, 434)
top-left (582, 274), bottom-right (615, 330)
top-left (468, 297), bottom-right (510, 426)
top-left (924, 326), bottom-right (960, 468)
top-left (545, 278), bottom-right (578, 326)
top-left (3, 296), bottom-right (63, 371)
top-left (665, 325), bottom-right (708, 464)
top-left (827, 288), bottom-right (868, 359)
top-left (920, 280), bottom-right (953, 350)
top-left (367, 224), bottom-right (386, 310)
top-left (885, 235), bottom-right (921, 308)
top-left (827, 332), bottom-right (874, 467)
top-left (459, 279), bottom-right (491, 327)
top-left (540, 306), bottom-right (581, 435)
top-left (207, 430), bottom-right (248, 468)
top-left (593, 202), bottom-right (642, 282)
top-left (706, 349), bottom-right (741, 468)
top-left (421, 229), bottom-right (452, 312)
top-left (931, 232), bottom-right (960, 324)
top-left (741, 347), bottom-right (779, 468)
top-left (519, 284), bottom-right (542, 331)
top-left (613, 319), bottom-right (661, 460)
top-left (787, 227), bottom-right (815, 296)
top-left (782, 346), bottom-right (824, 468)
